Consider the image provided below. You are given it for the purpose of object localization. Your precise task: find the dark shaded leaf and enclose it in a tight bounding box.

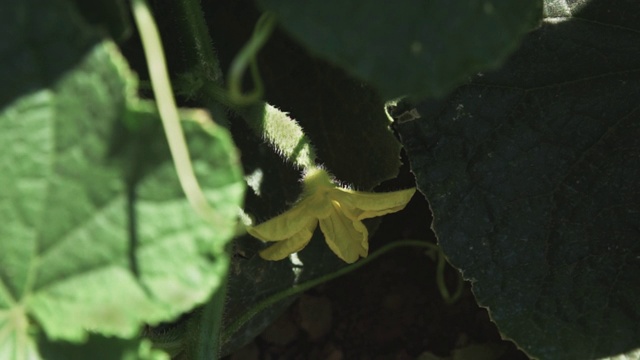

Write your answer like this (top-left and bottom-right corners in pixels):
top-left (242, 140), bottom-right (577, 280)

top-left (397, 1), bottom-right (640, 358)
top-left (258, 0), bottom-right (542, 100)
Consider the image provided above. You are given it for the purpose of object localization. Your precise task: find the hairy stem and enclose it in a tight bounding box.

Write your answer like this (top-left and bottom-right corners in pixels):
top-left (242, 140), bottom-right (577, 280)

top-left (174, 0), bottom-right (223, 83)
top-left (237, 104), bottom-right (317, 170)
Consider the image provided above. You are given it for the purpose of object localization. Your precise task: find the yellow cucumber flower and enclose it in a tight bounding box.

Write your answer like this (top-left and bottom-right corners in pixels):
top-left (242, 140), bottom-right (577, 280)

top-left (248, 168), bottom-right (416, 263)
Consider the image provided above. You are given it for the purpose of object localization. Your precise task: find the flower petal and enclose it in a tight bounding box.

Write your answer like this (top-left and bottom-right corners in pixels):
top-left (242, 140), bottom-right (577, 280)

top-left (319, 202), bottom-right (368, 263)
top-left (258, 221), bottom-right (316, 260)
top-left (334, 187), bottom-right (416, 220)
top-left (248, 198), bottom-right (317, 241)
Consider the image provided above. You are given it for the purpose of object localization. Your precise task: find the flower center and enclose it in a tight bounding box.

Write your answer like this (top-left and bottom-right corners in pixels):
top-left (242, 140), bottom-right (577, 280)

top-left (302, 168), bottom-right (335, 196)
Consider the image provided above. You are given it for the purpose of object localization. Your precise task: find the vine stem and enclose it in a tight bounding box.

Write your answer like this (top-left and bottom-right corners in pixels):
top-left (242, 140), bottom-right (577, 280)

top-left (436, 246), bottom-right (465, 304)
top-left (131, 1), bottom-right (230, 358)
top-left (226, 12), bottom-right (277, 105)
top-left (131, 0), bottom-right (224, 228)
top-left (221, 239), bottom-right (461, 344)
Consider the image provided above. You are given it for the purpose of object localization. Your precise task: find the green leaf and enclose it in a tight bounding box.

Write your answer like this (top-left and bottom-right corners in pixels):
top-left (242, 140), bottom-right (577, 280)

top-left (257, 0), bottom-right (542, 100)
top-left (396, 1), bottom-right (640, 359)
top-left (0, 0), bottom-right (244, 358)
